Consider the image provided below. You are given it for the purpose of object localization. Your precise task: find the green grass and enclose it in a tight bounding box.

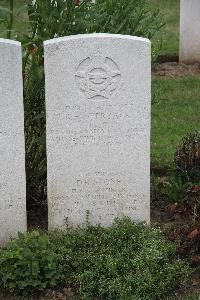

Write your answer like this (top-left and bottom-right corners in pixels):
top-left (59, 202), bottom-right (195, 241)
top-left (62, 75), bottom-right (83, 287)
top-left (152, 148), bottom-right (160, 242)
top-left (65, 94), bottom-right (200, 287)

top-left (152, 75), bottom-right (200, 167)
top-left (152, 0), bottom-right (180, 56)
top-left (150, 1), bottom-right (198, 168)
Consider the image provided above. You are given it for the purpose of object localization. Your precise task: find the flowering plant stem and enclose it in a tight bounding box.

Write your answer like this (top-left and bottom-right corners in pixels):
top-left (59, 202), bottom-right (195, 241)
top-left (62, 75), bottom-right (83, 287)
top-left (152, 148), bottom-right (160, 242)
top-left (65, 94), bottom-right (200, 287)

top-left (7, 0), bottom-right (14, 39)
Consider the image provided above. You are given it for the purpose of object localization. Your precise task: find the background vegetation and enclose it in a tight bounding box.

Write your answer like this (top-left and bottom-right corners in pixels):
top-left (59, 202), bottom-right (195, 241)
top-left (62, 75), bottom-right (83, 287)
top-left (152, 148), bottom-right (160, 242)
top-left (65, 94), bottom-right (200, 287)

top-left (152, 76), bottom-right (200, 167)
top-left (152, 0), bottom-right (179, 56)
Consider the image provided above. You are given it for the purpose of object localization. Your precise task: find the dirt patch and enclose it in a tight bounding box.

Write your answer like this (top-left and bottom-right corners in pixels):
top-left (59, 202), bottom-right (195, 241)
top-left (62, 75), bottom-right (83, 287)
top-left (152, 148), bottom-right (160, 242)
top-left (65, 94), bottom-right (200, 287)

top-left (156, 54), bottom-right (179, 64)
top-left (153, 62), bottom-right (200, 77)
top-left (151, 185), bottom-right (200, 300)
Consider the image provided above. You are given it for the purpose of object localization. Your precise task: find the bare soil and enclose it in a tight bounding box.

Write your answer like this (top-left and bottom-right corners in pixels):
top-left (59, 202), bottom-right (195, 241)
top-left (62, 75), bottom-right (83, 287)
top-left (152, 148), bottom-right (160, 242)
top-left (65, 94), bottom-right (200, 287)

top-left (153, 62), bottom-right (200, 77)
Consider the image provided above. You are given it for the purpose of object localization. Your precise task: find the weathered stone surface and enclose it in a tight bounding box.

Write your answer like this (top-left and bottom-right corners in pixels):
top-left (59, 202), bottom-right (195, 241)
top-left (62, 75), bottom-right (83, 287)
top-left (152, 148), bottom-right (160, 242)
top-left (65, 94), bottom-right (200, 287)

top-left (0, 39), bottom-right (26, 245)
top-left (180, 0), bottom-right (200, 63)
top-left (44, 34), bottom-right (151, 229)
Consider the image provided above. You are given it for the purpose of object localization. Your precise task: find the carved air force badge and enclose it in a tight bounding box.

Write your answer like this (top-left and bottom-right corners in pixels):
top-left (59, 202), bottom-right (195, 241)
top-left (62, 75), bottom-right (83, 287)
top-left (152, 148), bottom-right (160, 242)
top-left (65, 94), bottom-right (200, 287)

top-left (75, 56), bottom-right (121, 101)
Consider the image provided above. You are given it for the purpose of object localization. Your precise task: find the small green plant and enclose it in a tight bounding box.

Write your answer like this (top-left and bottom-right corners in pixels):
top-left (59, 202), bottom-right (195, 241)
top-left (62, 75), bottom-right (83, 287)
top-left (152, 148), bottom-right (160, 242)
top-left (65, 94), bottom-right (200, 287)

top-left (0, 231), bottom-right (60, 294)
top-left (174, 131), bottom-right (200, 183)
top-left (152, 174), bottom-right (190, 203)
top-left (50, 218), bottom-right (189, 300)
top-left (166, 175), bottom-right (189, 202)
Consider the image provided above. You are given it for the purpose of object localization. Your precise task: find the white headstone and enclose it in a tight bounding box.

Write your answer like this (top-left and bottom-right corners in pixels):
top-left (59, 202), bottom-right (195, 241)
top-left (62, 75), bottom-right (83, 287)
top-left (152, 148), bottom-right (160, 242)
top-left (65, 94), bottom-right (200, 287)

top-left (0, 39), bottom-right (26, 245)
top-left (180, 0), bottom-right (200, 63)
top-left (44, 34), bottom-right (151, 229)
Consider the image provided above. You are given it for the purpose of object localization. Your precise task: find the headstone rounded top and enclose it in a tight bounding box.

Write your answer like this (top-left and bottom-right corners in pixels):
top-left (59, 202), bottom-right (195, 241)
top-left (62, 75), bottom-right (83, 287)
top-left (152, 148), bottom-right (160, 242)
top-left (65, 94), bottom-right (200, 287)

top-left (0, 38), bottom-right (21, 47)
top-left (44, 33), bottom-right (151, 46)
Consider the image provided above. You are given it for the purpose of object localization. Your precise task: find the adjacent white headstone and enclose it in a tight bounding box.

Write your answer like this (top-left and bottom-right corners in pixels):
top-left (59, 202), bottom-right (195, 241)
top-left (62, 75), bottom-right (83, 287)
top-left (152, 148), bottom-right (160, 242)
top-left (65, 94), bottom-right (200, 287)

top-left (180, 0), bottom-right (200, 63)
top-left (44, 34), bottom-right (151, 229)
top-left (0, 39), bottom-right (26, 245)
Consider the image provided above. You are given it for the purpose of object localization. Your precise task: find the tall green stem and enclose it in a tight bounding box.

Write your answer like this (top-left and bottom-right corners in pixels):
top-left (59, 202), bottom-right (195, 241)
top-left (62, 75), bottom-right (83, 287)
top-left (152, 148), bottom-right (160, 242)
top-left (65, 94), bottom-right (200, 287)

top-left (7, 0), bottom-right (14, 39)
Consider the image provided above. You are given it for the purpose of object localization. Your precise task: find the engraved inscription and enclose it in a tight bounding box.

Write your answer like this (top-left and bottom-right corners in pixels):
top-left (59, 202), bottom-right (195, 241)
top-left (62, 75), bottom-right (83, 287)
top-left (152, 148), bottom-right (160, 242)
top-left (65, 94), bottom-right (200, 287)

top-left (75, 56), bottom-right (121, 100)
top-left (57, 171), bottom-right (144, 225)
top-left (48, 102), bottom-right (147, 149)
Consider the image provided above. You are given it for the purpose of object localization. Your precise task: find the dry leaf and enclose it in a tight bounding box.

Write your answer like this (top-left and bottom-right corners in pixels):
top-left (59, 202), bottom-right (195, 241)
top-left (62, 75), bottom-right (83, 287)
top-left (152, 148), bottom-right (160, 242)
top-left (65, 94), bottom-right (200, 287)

top-left (187, 228), bottom-right (199, 240)
top-left (168, 203), bottom-right (178, 214)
